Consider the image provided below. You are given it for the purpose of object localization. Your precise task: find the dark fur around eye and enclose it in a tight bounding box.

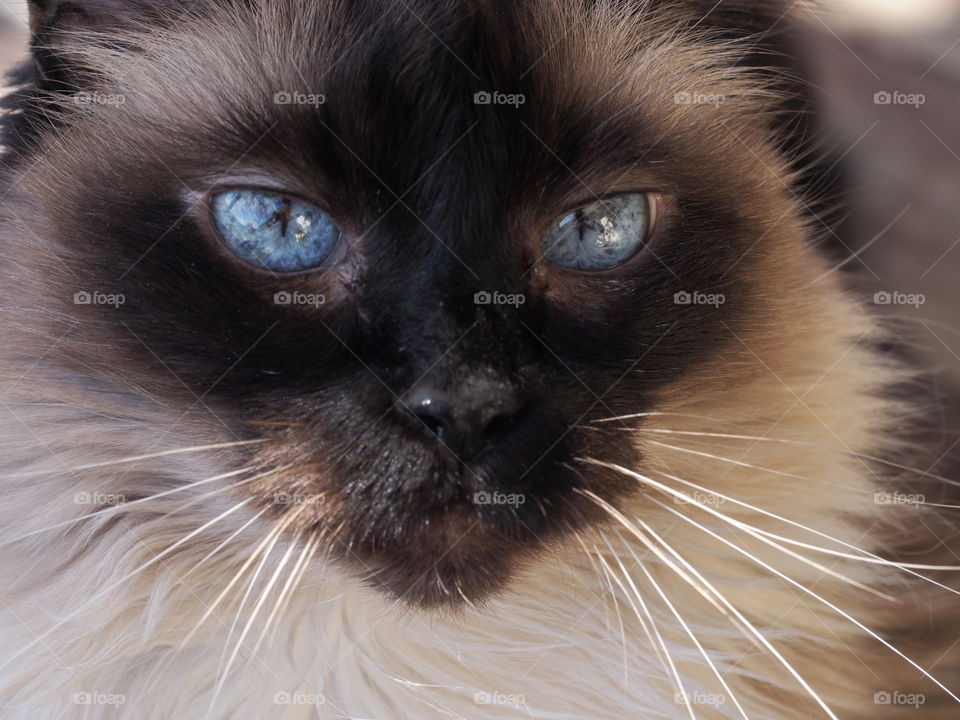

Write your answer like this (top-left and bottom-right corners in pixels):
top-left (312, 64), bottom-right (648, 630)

top-left (1, 0), bottom-right (821, 607)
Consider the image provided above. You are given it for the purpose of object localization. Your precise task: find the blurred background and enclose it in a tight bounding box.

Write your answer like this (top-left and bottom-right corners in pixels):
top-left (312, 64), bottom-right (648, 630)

top-left (1, 0), bottom-right (960, 395)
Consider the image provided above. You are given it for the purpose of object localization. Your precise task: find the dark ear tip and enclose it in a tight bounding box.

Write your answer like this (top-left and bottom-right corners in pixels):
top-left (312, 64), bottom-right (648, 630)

top-left (26, 1), bottom-right (193, 36)
top-left (27, 1), bottom-right (67, 35)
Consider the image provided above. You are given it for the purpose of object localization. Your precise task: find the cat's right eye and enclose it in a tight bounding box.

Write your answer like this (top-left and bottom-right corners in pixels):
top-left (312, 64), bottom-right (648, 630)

top-left (210, 189), bottom-right (341, 273)
top-left (539, 193), bottom-right (655, 272)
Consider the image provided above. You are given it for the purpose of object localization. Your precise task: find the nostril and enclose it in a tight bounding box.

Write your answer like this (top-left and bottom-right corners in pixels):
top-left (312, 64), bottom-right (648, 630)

top-left (408, 394), bottom-right (458, 445)
top-left (482, 404), bottom-right (524, 439)
top-left (415, 404), bottom-right (447, 440)
top-left (404, 383), bottom-right (526, 461)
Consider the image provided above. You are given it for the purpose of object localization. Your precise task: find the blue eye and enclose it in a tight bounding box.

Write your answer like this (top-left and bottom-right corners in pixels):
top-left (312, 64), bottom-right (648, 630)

top-left (210, 189), bottom-right (341, 273)
top-left (540, 193), bottom-right (653, 271)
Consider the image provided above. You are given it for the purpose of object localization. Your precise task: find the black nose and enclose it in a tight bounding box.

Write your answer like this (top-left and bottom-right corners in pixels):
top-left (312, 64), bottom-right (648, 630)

top-left (404, 379), bottom-right (526, 460)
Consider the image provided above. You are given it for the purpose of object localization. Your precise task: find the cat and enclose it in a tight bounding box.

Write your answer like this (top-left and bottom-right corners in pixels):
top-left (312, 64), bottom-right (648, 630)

top-left (1, 0), bottom-right (958, 718)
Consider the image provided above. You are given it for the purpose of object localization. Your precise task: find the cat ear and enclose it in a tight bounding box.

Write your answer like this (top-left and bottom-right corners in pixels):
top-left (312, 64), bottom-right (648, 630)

top-left (682, 0), bottom-right (838, 214)
top-left (25, 1), bottom-right (200, 89)
top-left (26, 0), bottom-right (196, 34)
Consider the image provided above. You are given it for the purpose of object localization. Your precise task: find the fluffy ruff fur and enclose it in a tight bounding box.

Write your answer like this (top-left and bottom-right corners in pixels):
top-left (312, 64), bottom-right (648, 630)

top-left (1, 1), bottom-right (958, 718)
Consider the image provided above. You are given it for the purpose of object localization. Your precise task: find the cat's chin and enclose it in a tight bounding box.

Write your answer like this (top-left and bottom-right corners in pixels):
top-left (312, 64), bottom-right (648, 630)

top-left (343, 503), bottom-right (538, 609)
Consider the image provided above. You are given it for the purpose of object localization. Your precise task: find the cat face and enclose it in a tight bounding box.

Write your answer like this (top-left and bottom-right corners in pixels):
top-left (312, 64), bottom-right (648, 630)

top-left (7, 0), bottom-right (805, 607)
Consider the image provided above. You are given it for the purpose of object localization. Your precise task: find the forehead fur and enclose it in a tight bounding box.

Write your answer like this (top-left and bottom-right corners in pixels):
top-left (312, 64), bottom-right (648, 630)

top-left (48, 0), bottom-right (787, 194)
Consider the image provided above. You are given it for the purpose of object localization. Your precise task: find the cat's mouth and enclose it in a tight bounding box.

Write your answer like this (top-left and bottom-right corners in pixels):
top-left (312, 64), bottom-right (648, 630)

top-left (249, 450), bottom-right (638, 608)
top-left (243, 398), bottom-right (642, 607)
top-left (343, 502), bottom-right (528, 608)
top-left (321, 468), bottom-right (564, 608)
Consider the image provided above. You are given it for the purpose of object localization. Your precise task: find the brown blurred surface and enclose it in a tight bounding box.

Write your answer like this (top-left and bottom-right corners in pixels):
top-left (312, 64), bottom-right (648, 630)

top-left (802, 11), bottom-right (960, 390)
top-left (0, 19), bottom-right (24, 75)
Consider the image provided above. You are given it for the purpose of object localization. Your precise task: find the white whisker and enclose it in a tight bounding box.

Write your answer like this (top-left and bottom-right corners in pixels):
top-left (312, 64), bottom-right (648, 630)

top-left (228, 524), bottom-right (305, 674)
top-left (652, 495), bottom-right (960, 706)
top-left (592, 544), bottom-right (694, 719)
top-left (642, 429), bottom-right (960, 489)
top-left (176, 506), bottom-right (272, 585)
top-left (651, 469), bottom-right (960, 581)
top-left (0, 498), bottom-right (252, 673)
top-left (245, 527), bottom-right (310, 660)
top-left (646, 440), bottom-right (868, 494)
top-left (180, 510), bottom-right (293, 650)
top-left (263, 531), bottom-right (321, 648)
top-left (590, 539), bottom-right (631, 690)
top-left (582, 490), bottom-right (762, 653)
top-left (575, 531), bottom-right (641, 655)
top-left (0, 466), bottom-right (254, 547)
top-left (578, 475), bottom-right (840, 719)
top-left (2, 439), bottom-right (267, 480)
top-left (208, 513), bottom-right (297, 716)
top-left (601, 530), bottom-right (751, 720)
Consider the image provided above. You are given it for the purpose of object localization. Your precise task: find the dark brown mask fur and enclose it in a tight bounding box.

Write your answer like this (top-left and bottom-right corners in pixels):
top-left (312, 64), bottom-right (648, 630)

top-left (2, 0), bottom-right (826, 607)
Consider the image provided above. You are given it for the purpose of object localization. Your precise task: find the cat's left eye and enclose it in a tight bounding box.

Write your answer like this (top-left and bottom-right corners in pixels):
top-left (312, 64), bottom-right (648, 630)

top-left (539, 193), bottom-right (655, 272)
top-left (210, 189), bottom-right (341, 273)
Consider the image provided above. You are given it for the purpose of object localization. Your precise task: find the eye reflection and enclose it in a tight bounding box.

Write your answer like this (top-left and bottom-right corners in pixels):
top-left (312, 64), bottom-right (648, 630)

top-left (210, 189), bottom-right (341, 273)
top-left (540, 193), bottom-right (653, 271)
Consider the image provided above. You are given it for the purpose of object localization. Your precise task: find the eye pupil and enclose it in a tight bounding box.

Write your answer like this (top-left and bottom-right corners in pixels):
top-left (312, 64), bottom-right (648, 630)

top-left (539, 193), bottom-right (652, 272)
top-left (211, 189), bottom-right (341, 273)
